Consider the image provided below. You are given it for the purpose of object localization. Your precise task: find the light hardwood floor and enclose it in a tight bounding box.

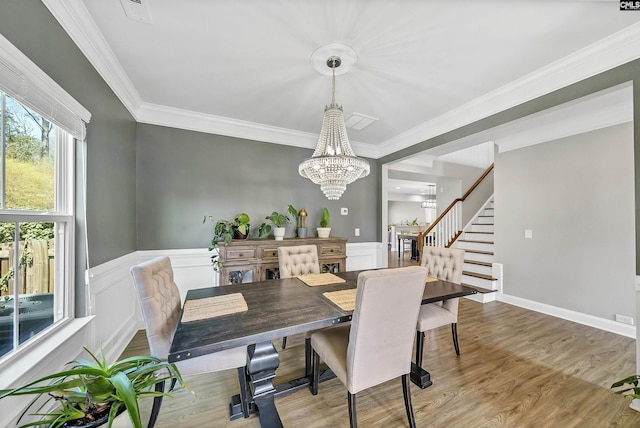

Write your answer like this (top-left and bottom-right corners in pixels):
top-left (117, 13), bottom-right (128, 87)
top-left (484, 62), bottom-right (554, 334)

top-left (121, 251), bottom-right (640, 427)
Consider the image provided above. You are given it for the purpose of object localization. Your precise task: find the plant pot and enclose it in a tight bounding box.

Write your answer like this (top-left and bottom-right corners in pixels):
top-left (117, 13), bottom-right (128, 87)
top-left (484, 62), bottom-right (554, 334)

top-left (273, 227), bottom-right (286, 240)
top-left (62, 405), bottom-right (126, 428)
top-left (232, 225), bottom-right (249, 240)
top-left (316, 227), bottom-right (331, 238)
top-left (297, 227), bottom-right (308, 238)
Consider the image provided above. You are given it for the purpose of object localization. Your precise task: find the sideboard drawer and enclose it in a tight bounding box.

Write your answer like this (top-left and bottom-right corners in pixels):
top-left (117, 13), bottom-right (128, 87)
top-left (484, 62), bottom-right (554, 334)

top-left (260, 247), bottom-right (279, 260)
top-left (319, 244), bottom-right (345, 257)
top-left (225, 246), bottom-right (256, 261)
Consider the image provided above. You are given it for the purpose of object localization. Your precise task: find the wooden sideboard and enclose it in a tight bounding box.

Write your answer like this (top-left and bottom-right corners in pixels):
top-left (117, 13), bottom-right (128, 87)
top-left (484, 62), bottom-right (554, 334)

top-left (217, 237), bottom-right (347, 285)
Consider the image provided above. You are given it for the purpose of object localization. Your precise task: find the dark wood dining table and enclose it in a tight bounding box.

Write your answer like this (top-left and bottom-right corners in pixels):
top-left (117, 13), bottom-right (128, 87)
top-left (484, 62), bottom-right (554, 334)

top-left (168, 270), bottom-right (477, 427)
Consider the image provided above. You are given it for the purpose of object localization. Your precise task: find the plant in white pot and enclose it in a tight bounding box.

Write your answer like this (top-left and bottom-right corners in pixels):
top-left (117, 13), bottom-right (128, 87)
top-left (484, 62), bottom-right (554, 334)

top-left (317, 207), bottom-right (331, 238)
top-left (259, 211), bottom-right (290, 240)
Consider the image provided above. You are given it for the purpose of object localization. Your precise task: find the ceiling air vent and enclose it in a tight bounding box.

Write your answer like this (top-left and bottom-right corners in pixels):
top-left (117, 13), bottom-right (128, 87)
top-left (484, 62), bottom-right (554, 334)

top-left (120, 0), bottom-right (153, 24)
top-left (345, 113), bottom-right (378, 131)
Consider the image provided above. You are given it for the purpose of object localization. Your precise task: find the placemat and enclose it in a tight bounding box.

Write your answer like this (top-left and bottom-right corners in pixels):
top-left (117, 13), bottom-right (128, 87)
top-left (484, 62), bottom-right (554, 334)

top-left (426, 277), bottom-right (439, 283)
top-left (323, 288), bottom-right (357, 311)
top-left (182, 293), bottom-right (248, 323)
top-left (297, 273), bottom-right (346, 287)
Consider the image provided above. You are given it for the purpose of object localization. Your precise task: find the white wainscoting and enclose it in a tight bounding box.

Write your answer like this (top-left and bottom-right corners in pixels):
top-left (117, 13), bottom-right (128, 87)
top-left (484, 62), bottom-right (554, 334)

top-left (86, 242), bottom-right (383, 363)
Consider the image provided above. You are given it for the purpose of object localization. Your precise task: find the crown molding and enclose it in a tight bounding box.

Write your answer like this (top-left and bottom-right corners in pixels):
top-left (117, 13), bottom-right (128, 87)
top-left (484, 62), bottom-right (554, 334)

top-left (42, 0), bottom-right (142, 119)
top-left (378, 22), bottom-right (640, 158)
top-left (136, 102), bottom-right (379, 158)
top-left (44, 2), bottom-right (640, 159)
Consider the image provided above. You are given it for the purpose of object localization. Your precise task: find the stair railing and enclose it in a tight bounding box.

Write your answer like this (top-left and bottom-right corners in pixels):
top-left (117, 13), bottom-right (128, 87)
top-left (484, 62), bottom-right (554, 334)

top-left (417, 163), bottom-right (494, 257)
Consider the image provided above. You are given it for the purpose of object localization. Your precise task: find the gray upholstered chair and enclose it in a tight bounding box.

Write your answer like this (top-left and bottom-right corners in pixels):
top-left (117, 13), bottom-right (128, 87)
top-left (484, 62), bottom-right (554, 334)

top-left (310, 266), bottom-right (428, 428)
top-left (416, 247), bottom-right (465, 368)
top-left (277, 245), bottom-right (321, 355)
top-left (130, 256), bottom-right (249, 427)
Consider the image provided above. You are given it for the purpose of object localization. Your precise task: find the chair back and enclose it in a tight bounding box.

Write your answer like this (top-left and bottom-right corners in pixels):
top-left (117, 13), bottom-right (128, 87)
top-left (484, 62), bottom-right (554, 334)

top-left (130, 256), bottom-right (182, 359)
top-left (278, 245), bottom-right (320, 278)
top-left (421, 247), bottom-right (465, 284)
top-left (347, 266), bottom-right (428, 393)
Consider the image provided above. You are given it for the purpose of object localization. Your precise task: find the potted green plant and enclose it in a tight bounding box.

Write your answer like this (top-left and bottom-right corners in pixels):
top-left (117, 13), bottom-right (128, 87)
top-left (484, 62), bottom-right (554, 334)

top-left (0, 347), bottom-right (185, 428)
top-left (288, 204), bottom-right (308, 238)
top-left (259, 210), bottom-right (290, 240)
top-left (203, 213), bottom-right (250, 270)
top-left (317, 207), bottom-right (331, 238)
top-left (611, 375), bottom-right (640, 399)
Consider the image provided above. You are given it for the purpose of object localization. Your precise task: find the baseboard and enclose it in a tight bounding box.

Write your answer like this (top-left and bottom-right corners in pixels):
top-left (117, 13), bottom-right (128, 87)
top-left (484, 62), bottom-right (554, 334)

top-left (498, 293), bottom-right (636, 338)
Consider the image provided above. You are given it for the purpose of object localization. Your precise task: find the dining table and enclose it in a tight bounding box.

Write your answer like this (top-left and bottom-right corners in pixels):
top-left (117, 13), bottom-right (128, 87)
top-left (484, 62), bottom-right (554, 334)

top-left (168, 269), bottom-right (477, 427)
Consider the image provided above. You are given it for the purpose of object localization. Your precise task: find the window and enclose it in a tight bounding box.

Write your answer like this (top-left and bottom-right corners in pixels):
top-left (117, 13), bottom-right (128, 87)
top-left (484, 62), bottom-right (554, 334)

top-left (0, 93), bottom-right (74, 358)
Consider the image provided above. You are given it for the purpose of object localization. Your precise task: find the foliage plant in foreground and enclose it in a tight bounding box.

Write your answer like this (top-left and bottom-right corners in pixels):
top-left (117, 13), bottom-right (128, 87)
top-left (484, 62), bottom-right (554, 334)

top-left (0, 347), bottom-right (186, 428)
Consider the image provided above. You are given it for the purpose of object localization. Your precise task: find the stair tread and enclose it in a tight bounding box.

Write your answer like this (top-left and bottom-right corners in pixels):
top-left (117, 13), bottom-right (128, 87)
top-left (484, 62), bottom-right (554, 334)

top-left (465, 260), bottom-right (491, 267)
top-left (461, 249), bottom-right (494, 255)
top-left (463, 271), bottom-right (497, 280)
top-left (462, 283), bottom-right (497, 294)
top-left (458, 239), bottom-right (494, 244)
top-left (472, 223), bottom-right (494, 226)
top-left (465, 231), bottom-right (493, 235)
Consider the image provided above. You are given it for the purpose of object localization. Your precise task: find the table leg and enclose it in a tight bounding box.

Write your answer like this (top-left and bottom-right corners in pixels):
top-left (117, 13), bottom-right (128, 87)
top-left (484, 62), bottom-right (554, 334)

top-left (410, 362), bottom-right (433, 389)
top-left (247, 341), bottom-right (283, 428)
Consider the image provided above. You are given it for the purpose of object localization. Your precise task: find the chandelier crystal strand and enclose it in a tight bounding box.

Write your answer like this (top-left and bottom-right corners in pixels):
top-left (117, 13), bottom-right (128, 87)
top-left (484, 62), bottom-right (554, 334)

top-left (299, 55), bottom-right (370, 200)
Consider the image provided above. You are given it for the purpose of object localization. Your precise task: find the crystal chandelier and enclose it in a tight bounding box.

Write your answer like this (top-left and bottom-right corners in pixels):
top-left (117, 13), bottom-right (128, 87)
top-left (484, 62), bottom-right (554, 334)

top-left (299, 56), bottom-right (370, 200)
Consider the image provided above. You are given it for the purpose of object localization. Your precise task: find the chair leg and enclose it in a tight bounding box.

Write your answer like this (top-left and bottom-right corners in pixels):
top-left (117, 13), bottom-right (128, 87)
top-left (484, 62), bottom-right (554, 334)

top-left (415, 331), bottom-right (425, 367)
top-left (237, 366), bottom-right (250, 418)
top-left (311, 348), bottom-right (320, 395)
top-left (348, 392), bottom-right (357, 428)
top-left (148, 381), bottom-right (165, 428)
top-left (451, 323), bottom-right (460, 356)
top-left (282, 336), bottom-right (287, 349)
top-left (402, 374), bottom-right (416, 428)
top-left (305, 337), bottom-right (312, 378)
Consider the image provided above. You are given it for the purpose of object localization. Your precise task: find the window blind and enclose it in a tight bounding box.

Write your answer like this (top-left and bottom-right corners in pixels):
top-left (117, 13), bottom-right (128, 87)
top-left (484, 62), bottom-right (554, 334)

top-left (0, 33), bottom-right (90, 140)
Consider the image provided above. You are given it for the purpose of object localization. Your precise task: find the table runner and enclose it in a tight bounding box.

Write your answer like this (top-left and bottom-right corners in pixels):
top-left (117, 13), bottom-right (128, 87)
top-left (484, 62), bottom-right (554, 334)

top-left (182, 293), bottom-right (248, 322)
top-left (426, 277), bottom-right (438, 283)
top-left (322, 288), bottom-right (357, 311)
top-left (297, 273), bottom-right (346, 287)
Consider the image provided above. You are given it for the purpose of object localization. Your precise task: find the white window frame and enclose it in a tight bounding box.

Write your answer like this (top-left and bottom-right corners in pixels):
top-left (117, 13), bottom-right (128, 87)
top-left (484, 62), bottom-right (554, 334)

top-left (0, 33), bottom-right (90, 369)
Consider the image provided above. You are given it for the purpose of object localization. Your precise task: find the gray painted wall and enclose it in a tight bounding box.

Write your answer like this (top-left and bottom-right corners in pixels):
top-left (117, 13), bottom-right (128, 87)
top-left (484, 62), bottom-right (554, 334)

top-left (135, 124), bottom-right (378, 249)
top-left (494, 123), bottom-right (636, 320)
top-left (0, 0), bottom-right (138, 313)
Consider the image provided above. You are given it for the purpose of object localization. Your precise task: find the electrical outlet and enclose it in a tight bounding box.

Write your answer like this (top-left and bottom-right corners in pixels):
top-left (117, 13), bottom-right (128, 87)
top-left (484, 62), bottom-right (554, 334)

top-left (355, 228), bottom-right (360, 236)
top-left (615, 314), bottom-right (634, 325)
top-left (341, 208), bottom-right (348, 215)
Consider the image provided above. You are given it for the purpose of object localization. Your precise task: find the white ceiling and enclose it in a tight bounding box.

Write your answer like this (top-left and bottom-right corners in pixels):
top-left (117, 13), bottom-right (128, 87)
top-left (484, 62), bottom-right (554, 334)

top-left (48, 1), bottom-right (640, 166)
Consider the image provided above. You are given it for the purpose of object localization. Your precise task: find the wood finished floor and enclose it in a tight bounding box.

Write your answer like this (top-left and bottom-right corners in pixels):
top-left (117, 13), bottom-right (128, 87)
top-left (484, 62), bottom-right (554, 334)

top-left (120, 251), bottom-right (640, 427)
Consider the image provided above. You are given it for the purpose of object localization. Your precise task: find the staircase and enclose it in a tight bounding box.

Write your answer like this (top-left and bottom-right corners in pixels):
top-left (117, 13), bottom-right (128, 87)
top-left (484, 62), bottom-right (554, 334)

top-left (451, 198), bottom-right (498, 303)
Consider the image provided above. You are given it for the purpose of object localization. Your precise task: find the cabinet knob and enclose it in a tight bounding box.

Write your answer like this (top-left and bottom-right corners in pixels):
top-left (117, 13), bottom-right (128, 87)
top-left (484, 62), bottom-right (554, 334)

top-left (238, 253), bottom-right (243, 257)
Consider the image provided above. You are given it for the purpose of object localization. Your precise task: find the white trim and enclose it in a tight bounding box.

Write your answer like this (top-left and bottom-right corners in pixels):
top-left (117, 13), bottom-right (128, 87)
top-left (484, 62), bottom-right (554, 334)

top-left (0, 33), bottom-right (90, 140)
top-left (42, 3), bottom-right (640, 158)
top-left (0, 316), bottom-right (93, 426)
top-left (378, 22), bottom-right (640, 157)
top-left (136, 102), bottom-right (377, 158)
top-left (498, 292), bottom-right (636, 339)
top-left (41, 0), bottom-right (141, 120)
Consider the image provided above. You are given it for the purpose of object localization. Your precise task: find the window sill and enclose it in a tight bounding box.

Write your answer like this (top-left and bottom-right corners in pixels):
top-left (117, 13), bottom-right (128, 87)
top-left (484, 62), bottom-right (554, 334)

top-left (0, 316), bottom-right (94, 388)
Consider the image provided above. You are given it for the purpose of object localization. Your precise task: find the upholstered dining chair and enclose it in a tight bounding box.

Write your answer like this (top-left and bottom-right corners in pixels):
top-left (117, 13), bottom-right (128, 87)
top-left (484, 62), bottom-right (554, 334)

top-left (416, 246), bottom-right (465, 368)
top-left (130, 256), bottom-right (249, 427)
top-left (310, 266), bottom-right (428, 428)
top-left (277, 244), bottom-right (321, 356)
